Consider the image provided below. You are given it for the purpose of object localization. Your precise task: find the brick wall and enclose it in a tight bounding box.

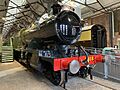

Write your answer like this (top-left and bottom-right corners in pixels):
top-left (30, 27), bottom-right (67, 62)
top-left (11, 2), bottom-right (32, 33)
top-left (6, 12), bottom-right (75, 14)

top-left (84, 13), bottom-right (111, 46)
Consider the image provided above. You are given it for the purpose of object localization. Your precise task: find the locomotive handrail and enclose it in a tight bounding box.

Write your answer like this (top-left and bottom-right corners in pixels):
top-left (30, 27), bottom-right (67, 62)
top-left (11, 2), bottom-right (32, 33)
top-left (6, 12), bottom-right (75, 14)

top-left (79, 46), bottom-right (89, 65)
top-left (39, 16), bottom-right (55, 28)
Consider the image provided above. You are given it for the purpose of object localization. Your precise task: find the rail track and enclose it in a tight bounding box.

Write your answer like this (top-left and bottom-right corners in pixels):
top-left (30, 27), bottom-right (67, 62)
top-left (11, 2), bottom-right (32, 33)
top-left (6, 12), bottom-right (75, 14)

top-left (85, 79), bottom-right (117, 90)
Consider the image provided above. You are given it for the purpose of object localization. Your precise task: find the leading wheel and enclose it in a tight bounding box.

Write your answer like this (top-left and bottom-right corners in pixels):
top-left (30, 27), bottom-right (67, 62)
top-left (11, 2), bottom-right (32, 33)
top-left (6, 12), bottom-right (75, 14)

top-left (44, 63), bottom-right (61, 86)
top-left (51, 71), bottom-right (61, 85)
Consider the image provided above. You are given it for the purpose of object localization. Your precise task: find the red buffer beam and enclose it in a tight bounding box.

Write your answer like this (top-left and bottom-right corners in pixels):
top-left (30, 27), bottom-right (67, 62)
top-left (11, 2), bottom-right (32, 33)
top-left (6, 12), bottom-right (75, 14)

top-left (54, 54), bottom-right (104, 71)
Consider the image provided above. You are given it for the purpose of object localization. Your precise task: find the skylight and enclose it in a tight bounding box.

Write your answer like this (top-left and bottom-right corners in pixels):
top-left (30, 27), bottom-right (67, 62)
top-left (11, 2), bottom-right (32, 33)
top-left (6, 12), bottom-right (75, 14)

top-left (2, 0), bottom-right (26, 38)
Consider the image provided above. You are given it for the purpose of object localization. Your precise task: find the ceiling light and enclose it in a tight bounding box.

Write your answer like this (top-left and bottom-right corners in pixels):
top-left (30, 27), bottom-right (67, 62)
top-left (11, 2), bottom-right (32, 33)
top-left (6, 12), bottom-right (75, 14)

top-left (2, 17), bottom-right (6, 21)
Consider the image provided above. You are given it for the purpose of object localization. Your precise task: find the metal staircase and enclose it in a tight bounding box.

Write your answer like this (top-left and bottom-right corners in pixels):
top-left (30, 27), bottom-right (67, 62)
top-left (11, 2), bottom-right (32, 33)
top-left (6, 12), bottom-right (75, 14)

top-left (1, 46), bottom-right (13, 62)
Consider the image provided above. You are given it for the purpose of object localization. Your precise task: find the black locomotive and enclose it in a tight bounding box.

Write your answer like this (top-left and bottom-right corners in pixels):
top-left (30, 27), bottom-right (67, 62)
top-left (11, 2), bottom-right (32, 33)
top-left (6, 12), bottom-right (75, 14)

top-left (12, 6), bottom-right (92, 88)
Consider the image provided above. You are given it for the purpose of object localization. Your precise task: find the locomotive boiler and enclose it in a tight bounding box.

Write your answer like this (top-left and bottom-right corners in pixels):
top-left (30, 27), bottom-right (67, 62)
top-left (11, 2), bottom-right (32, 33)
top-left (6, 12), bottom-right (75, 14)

top-left (21, 10), bottom-right (81, 45)
top-left (12, 9), bottom-right (104, 88)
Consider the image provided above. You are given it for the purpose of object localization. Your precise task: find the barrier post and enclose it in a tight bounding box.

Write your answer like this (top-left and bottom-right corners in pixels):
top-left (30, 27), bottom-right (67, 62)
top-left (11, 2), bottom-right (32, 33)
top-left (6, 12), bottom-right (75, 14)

top-left (104, 52), bottom-right (111, 79)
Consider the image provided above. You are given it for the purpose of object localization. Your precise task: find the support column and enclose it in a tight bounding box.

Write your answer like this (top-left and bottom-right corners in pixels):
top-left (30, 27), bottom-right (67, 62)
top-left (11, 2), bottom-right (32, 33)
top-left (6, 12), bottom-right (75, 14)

top-left (112, 12), bottom-right (115, 38)
top-left (109, 12), bottom-right (113, 47)
top-left (0, 33), bottom-right (2, 61)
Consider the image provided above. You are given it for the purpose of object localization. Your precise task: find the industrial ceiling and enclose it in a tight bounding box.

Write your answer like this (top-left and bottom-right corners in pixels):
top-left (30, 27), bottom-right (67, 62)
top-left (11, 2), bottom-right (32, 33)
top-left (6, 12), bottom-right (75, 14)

top-left (1, 0), bottom-right (120, 40)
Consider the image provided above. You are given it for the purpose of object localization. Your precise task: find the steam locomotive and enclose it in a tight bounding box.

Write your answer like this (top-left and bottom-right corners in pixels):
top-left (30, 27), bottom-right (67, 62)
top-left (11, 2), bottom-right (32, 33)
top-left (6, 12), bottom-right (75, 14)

top-left (12, 6), bottom-right (104, 88)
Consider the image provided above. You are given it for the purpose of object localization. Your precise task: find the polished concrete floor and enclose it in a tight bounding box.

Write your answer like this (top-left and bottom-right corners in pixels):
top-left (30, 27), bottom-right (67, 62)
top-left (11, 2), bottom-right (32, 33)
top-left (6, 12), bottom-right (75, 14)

top-left (0, 61), bottom-right (119, 90)
top-left (0, 61), bottom-right (21, 71)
